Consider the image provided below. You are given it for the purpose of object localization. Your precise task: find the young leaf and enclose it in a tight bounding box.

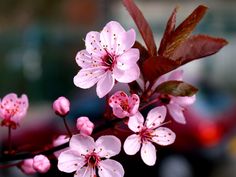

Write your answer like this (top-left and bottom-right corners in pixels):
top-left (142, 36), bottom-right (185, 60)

top-left (162, 5), bottom-right (208, 58)
top-left (142, 56), bottom-right (179, 82)
top-left (155, 80), bottom-right (198, 97)
top-left (171, 35), bottom-right (228, 64)
top-left (123, 0), bottom-right (157, 56)
top-left (158, 7), bottom-right (178, 56)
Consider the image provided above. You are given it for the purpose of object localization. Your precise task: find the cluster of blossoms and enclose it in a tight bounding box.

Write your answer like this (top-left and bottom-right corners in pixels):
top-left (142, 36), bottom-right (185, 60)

top-left (0, 0), bottom-right (227, 176)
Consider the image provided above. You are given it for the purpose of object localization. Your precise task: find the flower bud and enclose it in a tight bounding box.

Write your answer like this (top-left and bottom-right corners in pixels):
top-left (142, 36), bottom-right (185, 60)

top-left (33, 155), bottom-right (51, 173)
top-left (19, 159), bottom-right (37, 175)
top-left (53, 96), bottom-right (70, 117)
top-left (76, 116), bottom-right (94, 136)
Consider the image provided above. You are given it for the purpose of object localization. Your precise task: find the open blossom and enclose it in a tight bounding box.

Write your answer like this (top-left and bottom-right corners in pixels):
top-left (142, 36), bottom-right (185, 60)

top-left (0, 93), bottom-right (28, 128)
top-left (73, 21), bottom-right (140, 98)
top-left (152, 70), bottom-right (196, 124)
top-left (58, 134), bottom-right (124, 177)
top-left (124, 106), bottom-right (176, 166)
top-left (76, 116), bottom-right (94, 136)
top-left (53, 96), bottom-right (70, 117)
top-left (33, 155), bottom-right (51, 173)
top-left (109, 91), bottom-right (140, 118)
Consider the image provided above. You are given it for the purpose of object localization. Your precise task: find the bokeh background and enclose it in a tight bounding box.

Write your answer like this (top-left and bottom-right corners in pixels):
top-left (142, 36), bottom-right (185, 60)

top-left (0, 0), bottom-right (236, 177)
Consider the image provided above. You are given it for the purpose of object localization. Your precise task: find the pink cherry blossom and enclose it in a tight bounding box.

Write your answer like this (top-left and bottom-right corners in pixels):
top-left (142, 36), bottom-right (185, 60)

top-left (76, 116), bottom-right (94, 136)
top-left (33, 155), bottom-right (51, 173)
top-left (73, 21), bottom-right (140, 98)
top-left (53, 135), bottom-right (70, 158)
top-left (109, 91), bottom-right (140, 118)
top-left (53, 96), bottom-right (70, 117)
top-left (0, 93), bottom-right (29, 128)
top-left (58, 134), bottom-right (124, 177)
top-left (152, 70), bottom-right (196, 124)
top-left (19, 159), bottom-right (37, 175)
top-left (124, 106), bottom-right (176, 166)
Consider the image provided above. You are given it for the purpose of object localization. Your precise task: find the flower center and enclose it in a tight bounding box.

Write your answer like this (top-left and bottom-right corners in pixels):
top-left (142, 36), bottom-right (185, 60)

top-left (103, 53), bottom-right (115, 70)
top-left (159, 94), bottom-right (171, 104)
top-left (120, 100), bottom-right (129, 111)
top-left (85, 152), bottom-right (100, 167)
top-left (139, 127), bottom-right (153, 143)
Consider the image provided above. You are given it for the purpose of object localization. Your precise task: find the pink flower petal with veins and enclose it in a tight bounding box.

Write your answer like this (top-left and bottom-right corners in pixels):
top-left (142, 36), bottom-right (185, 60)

top-left (145, 106), bottom-right (166, 129)
top-left (98, 159), bottom-right (125, 177)
top-left (152, 127), bottom-right (176, 146)
top-left (141, 142), bottom-right (156, 166)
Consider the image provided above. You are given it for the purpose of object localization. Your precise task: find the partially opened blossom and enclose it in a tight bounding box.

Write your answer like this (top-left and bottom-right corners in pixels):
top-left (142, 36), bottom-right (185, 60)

top-left (74, 21), bottom-right (140, 98)
top-left (152, 70), bottom-right (196, 124)
top-left (33, 155), bottom-right (51, 173)
top-left (124, 106), bottom-right (176, 166)
top-left (19, 159), bottom-right (37, 175)
top-left (58, 134), bottom-right (124, 177)
top-left (109, 91), bottom-right (140, 118)
top-left (76, 116), bottom-right (94, 136)
top-left (53, 135), bottom-right (70, 158)
top-left (53, 96), bottom-right (70, 117)
top-left (0, 93), bottom-right (29, 128)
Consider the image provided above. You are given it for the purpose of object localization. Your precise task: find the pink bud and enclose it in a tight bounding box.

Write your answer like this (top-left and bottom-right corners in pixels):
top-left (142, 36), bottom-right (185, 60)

top-left (76, 116), bottom-right (94, 136)
top-left (52, 96), bottom-right (70, 117)
top-left (19, 159), bottom-right (37, 175)
top-left (33, 155), bottom-right (51, 173)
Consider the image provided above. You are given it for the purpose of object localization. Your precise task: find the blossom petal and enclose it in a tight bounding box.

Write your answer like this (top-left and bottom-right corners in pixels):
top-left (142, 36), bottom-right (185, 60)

top-left (98, 159), bottom-right (124, 177)
top-left (152, 127), bottom-right (176, 146)
top-left (100, 21), bottom-right (126, 53)
top-left (128, 112), bottom-right (144, 132)
top-left (168, 70), bottom-right (183, 81)
top-left (171, 95), bottom-right (196, 107)
top-left (112, 106), bottom-right (129, 118)
top-left (123, 134), bottom-right (141, 155)
top-left (85, 31), bottom-right (106, 58)
top-left (57, 150), bottom-right (85, 173)
top-left (146, 106), bottom-right (167, 129)
top-left (167, 103), bottom-right (186, 124)
top-left (128, 94), bottom-right (140, 115)
top-left (113, 64), bottom-right (140, 83)
top-left (96, 71), bottom-right (115, 98)
top-left (76, 50), bottom-right (102, 68)
top-left (116, 29), bottom-right (136, 55)
top-left (73, 68), bottom-right (105, 89)
top-left (69, 135), bottom-right (95, 155)
top-left (95, 135), bottom-right (121, 158)
top-left (74, 166), bottom-right (95, 177)
top-left (141, 142), bottom-right (156, 166)
top-left (109, 91), bottom-right (128, 107)
top-left (116, 48), bottom-right (139, 70)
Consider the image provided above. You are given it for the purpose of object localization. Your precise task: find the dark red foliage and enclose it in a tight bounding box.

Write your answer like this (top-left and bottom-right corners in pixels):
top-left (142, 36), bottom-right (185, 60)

top-left (171, 35), bottom-right (228, 64)
top-left (123, 0), bottom-right (157, 56)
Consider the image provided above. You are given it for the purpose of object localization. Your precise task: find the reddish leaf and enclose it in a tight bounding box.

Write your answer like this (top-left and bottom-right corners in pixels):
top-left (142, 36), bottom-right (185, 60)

top-left (171, 35), bottom-right (228, 64)
top-left (133, 41), bottom-right (150, 68)
top-left (158, 7), bottom-right (178, 56)
top-left (162, 5), bottom-right (208, 58)
top-left (142, 56), bottom-right (179, 83)
top-left (156, 80), bottom-right (198, 97)
top-left (123, 0), bottom-right (157, 56)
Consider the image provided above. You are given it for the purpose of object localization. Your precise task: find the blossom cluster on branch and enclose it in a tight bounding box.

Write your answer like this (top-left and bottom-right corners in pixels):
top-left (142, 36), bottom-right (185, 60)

top-left (0, 0), bottom-right (228, 177)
